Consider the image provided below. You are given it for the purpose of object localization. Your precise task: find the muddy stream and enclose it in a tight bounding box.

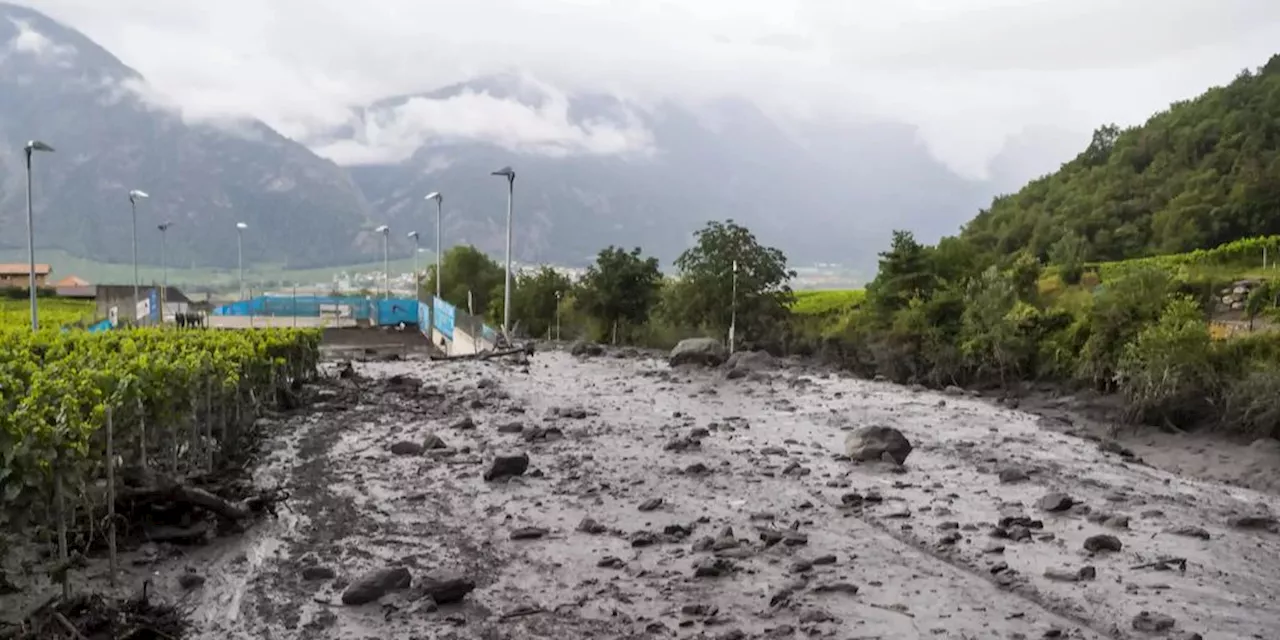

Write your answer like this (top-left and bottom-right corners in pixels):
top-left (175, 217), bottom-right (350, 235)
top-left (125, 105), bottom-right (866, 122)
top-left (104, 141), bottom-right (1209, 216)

top-left (8, 347), bottom-right (1280, 639)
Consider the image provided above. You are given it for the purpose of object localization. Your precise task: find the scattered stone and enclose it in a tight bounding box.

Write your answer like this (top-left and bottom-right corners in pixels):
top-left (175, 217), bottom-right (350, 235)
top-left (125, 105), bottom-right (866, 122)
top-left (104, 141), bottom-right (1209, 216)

top-left (389, 441), bottom-right (425, 456)
top-left (510, 527), bottom-right (548, 540)
top-left (597, 556), bottom-right (625, 569)
top-left (342, 566), bottom-right (412, 605)
top-left (664, 436), bottom-right (701, 452)
top-left (669, 338), bottom-right (728, 367)
top-left (450, 416), bottom-right (476, 430)
top-left (484, 451), bottom-right (530, 481)
top-left (638, 498), bottom-right (664, 512)
top-left (178, 572), bottom-right (205, 590)
top-left (839, 492), bottom-right (864, 507)
top-left (1165, 525), bottom-right (1211, 540)
top-left (422, 432), bottom-right (447, 450)
top-left (1227, 515), bottom-right (1277, 530)
top-left (811, 582), bottom-right (859, 595)
top-left (997, 467), bottom-right (1030, 484)
top-left (1083, 534), bottom-right (1122, 553)
top-left (418, 571), bottom-right (476, 605)
top-left (497, 422), bottom-right (524, 434)
top-left (812, 554), bottom-right (837, 565)
top-left (577, 517), bottom-right (608, 534)
top-left (302, 566), bottom-right (336, 581)
top-left (693, 557), bottom-right (736, 578)
top-left (984, 543), bottom-right (1006, 554)
top-left (844, 425), bottom-right (914, 465)
top-left (570, 340), bottom-right (605, 357)
top-left (1037, 492), bottom-right (1075, 512)
top-left (684, 462), bottom-right (712, 475)
top-left (1132, 611), bottom-right (1176, 633)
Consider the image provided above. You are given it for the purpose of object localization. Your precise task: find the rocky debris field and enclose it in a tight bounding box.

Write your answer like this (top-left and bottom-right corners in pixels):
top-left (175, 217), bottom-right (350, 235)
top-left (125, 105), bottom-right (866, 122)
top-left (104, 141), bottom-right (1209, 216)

top-left (11, 344), bottom-right (1280, 639)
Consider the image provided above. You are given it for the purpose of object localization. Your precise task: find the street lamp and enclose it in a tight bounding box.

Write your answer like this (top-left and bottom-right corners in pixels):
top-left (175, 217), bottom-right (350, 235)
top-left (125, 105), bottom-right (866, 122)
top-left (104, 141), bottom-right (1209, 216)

top-left (425, 192), bottom-right (443, 301)
top-left (490, 167), bottom-right (515, 338)
top-left (24, 140), bottom-right (54, 330)
top-left (235, 222), bottom-right (248, 300)
top-left (554, 289), bottom-right (563, 341)
top-left (375, 224), bottom-right (390, 299)
top-left (128, 189), bottom-right (149, 323)
top-left (157, 221), bottom-right (173, 322)
top-left (407, 231), bottom-right (420, 298)
top-left (729, 259), bottom-right (738, 354)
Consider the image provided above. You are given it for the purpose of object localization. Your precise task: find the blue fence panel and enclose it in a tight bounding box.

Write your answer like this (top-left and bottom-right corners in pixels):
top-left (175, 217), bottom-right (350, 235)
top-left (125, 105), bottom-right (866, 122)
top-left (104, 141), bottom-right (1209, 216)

top-left (481, 325), bottom-right (499, 344)
top-left (212, 295), bottom-right (378, 320)
top-left (418, 300), bottom-right (431, 339)
top-left (432, 297), bottom-right (455, 339)
top-left (375, 299), bottom-right (419, 326)
top-left (87, 318), bottom-right (112, 333)
top-left (149, 289), bottom-right (159, 322)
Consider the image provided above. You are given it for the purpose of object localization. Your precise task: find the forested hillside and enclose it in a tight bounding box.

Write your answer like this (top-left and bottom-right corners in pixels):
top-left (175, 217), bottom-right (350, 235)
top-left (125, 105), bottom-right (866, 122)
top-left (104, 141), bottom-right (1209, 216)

top-left (962, 54), bottom-right (1280, 263)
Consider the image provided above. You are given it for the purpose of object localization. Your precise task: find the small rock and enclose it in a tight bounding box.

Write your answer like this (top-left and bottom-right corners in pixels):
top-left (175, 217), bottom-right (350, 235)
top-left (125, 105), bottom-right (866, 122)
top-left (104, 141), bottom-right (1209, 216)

top-left (301, 566), bottom-right (336, 581)
top-left (1132, 611), bottom-right (1176, 633)
top-left (997, 467), bottom-right (1030, 484)
top-left (1083, 534), bottom-right (1122, 553)
top-left (497, 422), bottom-right (524, 434)
top-left (1227, 515), bottom-right (1277, 530)
top-left (422, 432), bottom-right (447, 450)
top-left (577, 517), bottom-right (608, 534)
top-left (450, 416), bottom-right (476, 430)
top-left (510, 527), bottom-right (548, 540)
top-left (178, 572), bottom-right (205, 590)
top-left (342, 566), bottom-right (412, 605)
top-left (389, 441), bottom-right (424, 456)
top-left (638, 498), bottom-right (664, 512)
top-left (1165, 525), bottom-right (1210, 540)
top-left (484, 451), bottom-right (530, 481)
top-left (419, 571), bottom-right (476, 605)
top-left (693, 557), bottom-right (736, 578)
top-left (597, 556), bottom-right (625, 569)
top-left (1037, 492), bottom-right (1075, 512)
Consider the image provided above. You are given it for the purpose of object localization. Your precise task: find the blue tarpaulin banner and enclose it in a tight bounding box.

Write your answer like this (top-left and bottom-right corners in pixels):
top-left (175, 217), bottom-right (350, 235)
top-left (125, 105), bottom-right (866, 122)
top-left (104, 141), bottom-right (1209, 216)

top-left (375, 299), bottom-right (419, 326)
top-left (433, 297), bottom-right (455, 339)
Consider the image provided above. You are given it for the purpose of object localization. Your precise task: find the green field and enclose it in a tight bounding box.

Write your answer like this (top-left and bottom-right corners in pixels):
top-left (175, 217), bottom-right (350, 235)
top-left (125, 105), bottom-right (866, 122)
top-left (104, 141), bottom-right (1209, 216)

top-left (0, 248), bottom-right (434, 290)
top-left (0, 297), bottom-right (97, 328)
top-left (790, 289), bottom-right (866, 316)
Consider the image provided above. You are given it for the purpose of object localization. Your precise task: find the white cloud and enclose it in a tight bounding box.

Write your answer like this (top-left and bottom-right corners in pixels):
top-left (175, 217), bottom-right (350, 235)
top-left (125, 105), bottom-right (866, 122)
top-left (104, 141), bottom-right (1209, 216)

top-left (13, 0), bottom-right (1280, 178)
top-left (313, 77), bottom-right (655, 165)
top-left (6, 17), bottom-right (75, 65)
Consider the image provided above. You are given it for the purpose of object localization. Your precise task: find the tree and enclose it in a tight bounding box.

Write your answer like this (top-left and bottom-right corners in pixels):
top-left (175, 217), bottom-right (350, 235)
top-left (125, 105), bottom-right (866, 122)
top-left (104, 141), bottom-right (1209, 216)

top-left (421, 246), bottom-right (504, 318)
top-left (576, 247), bottom-right (663, 343)
top-left (666, 220), bottom-right (795, 346)
top-left (1048, 231), bottom-right (1087, 285)
top-left (866, 230), bottom-right (936, 319)
top-left (504, 266), bottom-right (571, 338)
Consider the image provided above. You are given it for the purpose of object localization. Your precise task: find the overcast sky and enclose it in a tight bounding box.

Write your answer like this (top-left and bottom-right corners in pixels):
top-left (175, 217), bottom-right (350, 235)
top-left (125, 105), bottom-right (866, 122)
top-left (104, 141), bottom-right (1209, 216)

top-left (17, 0), bottom-right (1280, 178)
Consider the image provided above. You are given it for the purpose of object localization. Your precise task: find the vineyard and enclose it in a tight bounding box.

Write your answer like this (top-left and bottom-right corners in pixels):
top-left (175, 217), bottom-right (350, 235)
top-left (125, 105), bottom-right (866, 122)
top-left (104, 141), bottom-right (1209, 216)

top-left (790, 289), bottom-right (865, 316)
top-left (0, 326), bottom-right (321, 621)
top-left (0, 299), bottom-right (96, 329)
top-left (1093, 235), bottom-right (1280, 283)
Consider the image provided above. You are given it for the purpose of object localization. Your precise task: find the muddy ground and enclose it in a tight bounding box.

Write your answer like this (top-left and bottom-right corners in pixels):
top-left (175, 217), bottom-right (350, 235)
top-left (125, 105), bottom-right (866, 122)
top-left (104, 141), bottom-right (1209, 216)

top-left (5, 346), bottom-right (1280, 639)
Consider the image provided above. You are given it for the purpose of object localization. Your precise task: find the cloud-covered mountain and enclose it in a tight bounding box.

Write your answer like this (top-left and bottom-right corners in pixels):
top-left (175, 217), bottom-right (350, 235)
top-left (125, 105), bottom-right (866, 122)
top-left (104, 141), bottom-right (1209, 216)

top-left (331, 73), bottom-right (993, 270)
top-left (0, 1), bottom-right (375, 269)
top-left (0, 2), bottom-right (999, 275)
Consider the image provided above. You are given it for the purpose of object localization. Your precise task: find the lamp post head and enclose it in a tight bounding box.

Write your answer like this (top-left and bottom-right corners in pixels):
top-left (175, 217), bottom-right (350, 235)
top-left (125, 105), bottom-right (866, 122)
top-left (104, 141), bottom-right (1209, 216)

top-left (158, 222), bottom-right (173, 232)
top-left (25, 140), bottom-right (54, 153)
top-left (236, 222), bottom-right (248, 231)
top-left (424, 191), bottom-right (442, 203)
top-left (491, 166), bottom-right (515, 183)
top-left (407, 230), bottom-right (419, 240)
top-left (128, 189), bottom-right (149, 204)
top-left (375, 225), bottom-right (389, 235)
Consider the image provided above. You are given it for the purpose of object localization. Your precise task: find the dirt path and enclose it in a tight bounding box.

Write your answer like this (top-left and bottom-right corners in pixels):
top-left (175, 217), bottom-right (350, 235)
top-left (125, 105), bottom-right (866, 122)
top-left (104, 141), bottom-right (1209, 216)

top-left (9, 348), bottom-right (1278, 639)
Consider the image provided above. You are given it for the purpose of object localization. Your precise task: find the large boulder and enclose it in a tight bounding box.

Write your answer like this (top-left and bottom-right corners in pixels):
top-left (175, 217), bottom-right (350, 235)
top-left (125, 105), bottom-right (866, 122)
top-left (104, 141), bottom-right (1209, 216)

top-left (843, 426), bottom-right (913, 465)
top-left (669, 338), bottom-right (728, 367)
top-left (725, 350), bottom-right (775, 373)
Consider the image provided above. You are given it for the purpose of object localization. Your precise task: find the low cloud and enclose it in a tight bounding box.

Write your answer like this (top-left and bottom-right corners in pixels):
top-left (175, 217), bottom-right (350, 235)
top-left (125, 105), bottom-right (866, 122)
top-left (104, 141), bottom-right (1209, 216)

top-left (313, 80), bottom-right (656, 166)
top-left (5, 18), bottom-right (75, 66)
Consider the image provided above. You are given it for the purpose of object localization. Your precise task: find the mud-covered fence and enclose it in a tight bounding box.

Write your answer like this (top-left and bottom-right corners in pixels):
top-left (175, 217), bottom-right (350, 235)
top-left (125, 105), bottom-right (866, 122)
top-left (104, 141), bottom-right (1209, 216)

top-left (0, 328), bottom-right (321, 598)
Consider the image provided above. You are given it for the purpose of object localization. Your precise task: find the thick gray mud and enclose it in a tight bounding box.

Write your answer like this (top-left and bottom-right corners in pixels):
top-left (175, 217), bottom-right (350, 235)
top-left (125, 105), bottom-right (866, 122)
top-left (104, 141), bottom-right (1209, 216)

top-left (7, 348), bottom-right (1280, 639)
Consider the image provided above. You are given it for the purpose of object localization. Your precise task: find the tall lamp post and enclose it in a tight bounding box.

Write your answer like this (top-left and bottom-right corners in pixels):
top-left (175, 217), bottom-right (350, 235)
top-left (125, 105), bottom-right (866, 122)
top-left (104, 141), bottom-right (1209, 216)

top-left (23, 140), bottom-right (54, 331)
top-left (490, 167), bottom-right (515, 337)
top-left (235, 222), bottom-right (248, 300)
top-left (729, 260), bottom-right (738, 355)
top-left (425, 192), bottom-right (443, 301)
top-left (375, 225), bottom-right (390, 299)
top-left (128, 189), bottom-right (149, 323)
top-left (157, 222), bottom-right (173, 322)
top-left (407, 231), bottom-right (420, 298)
top-left (554, 289), bottom-right (562, 341)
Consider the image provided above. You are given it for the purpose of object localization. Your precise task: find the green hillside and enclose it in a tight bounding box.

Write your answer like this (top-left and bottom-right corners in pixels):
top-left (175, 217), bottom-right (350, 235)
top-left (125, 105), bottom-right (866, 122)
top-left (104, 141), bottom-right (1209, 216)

top-left (963, 55), bottom-right (1280, 263)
